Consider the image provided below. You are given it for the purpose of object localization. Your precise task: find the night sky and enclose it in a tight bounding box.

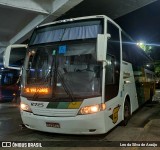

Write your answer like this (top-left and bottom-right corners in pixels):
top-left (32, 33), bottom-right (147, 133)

top-left (115, 1), bottom-right (160, 60)
top-left (116, 1), bottom-right (160, 44)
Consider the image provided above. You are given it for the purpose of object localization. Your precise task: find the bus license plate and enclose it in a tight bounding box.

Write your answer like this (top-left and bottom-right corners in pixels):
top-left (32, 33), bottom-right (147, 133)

top-left (46, 122), bottom-right (60, 128)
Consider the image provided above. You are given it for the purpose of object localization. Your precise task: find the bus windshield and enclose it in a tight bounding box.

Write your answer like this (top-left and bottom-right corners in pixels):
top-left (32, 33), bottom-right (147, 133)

top-left (22, 19), bottom-right (103, 100)
top-left (0, 71), bottom-right (18, 86)
top-left (0, 69), bottom-right (19, 102)
top-left (24, 41), bottom-right (102, 99)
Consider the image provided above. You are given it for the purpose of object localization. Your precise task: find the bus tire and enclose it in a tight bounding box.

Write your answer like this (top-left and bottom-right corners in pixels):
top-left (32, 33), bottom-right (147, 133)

top-left (121, 99), bottom-right (131, 126)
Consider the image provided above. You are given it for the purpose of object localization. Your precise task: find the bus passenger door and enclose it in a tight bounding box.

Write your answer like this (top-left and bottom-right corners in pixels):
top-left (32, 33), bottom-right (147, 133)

top-left (105, 55), bottom-right (122, 128)
top-left (104, 21), bottom-right (122, 130)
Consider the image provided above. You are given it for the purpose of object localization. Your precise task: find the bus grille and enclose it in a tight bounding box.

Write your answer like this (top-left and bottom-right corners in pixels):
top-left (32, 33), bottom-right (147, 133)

top-left (32, 108), bottom-right (78, 117)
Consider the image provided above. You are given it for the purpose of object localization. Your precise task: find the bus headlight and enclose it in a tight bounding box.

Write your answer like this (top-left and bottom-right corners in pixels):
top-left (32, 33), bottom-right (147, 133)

top-left (20, 103), bottom-right (32, 112)
top-left (78, 103), bottom-right (106, 115)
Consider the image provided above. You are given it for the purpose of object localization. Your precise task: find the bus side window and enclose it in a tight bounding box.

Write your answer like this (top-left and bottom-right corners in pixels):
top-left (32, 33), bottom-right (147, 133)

top-left (106, 55), bottom-right (115, 84)
top-left (105, 55), bottom-right (119, 101)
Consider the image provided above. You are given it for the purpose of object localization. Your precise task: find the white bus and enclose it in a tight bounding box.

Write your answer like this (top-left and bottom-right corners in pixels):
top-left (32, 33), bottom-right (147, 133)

top-left (4, 15), bottom-right (155, 134)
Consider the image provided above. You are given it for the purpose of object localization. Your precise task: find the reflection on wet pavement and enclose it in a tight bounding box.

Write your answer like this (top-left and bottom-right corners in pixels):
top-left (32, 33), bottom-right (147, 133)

top-left (0, 103), bottom-right (22, 140)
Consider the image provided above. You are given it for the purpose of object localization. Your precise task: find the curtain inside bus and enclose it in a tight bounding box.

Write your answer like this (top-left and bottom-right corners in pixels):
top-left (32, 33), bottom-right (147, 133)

top-left (30, 20), bottom-right (102, 45)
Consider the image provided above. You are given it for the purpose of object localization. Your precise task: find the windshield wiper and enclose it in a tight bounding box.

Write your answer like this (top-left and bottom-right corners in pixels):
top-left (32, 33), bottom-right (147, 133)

top-left (50, 50), bottom-right (75, 101)
top-left (57, 69), bottom-right (75, 101)
top-left (51, 61), bottom-right (75, 101)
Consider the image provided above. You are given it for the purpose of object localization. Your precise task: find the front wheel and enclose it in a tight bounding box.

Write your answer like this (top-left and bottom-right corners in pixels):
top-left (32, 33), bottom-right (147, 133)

top-left (121, 100), bottom-right (131, 126)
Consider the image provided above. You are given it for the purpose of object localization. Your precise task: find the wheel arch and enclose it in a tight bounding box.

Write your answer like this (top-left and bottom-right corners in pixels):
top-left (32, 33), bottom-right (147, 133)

top-left (122, 94), bottom-right (132, 120)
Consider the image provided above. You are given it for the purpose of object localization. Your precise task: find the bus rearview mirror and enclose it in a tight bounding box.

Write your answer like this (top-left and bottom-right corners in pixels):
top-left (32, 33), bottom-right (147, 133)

top-left (3, 44), bottom-right (27, 70)
top-left (97, 34), bottom-right (110, 61)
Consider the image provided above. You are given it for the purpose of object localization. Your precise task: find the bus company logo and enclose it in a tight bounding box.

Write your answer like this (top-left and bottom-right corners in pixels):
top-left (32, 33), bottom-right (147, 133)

top-left (31, 103), bottom-right (44, 107)
top-left (109, 105), bottom-right (121, 124)
top-left (2, 142), bottom-right (11, 147)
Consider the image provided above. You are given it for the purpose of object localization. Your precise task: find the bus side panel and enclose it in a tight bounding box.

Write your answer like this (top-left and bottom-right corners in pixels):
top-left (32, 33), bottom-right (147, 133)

top-left (104, 96), bottom-right (123, 132)
top-left (122, 62), bottom-right (139, 114)
top-left (134, 68), bottom-right (155, 105)
top-left (104, 62), bottom-right (139, 131)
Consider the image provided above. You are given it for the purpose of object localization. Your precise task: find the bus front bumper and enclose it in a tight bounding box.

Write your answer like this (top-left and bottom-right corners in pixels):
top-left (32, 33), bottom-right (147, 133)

top-left (21, 111), bottom-right (106, 135)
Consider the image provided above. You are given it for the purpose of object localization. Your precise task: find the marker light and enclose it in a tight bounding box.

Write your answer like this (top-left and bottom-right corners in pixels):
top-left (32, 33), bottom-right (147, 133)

top-left (25, 87), bottom-right (49, 94)
top-left (78, 103), bottom-right (106, 115)
top-left (20, 103), bottom-right (32, 112)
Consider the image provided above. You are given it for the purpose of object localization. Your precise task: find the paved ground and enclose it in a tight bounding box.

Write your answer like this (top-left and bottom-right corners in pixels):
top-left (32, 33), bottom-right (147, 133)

top-left (0, 91), bottom-right (160, 150)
